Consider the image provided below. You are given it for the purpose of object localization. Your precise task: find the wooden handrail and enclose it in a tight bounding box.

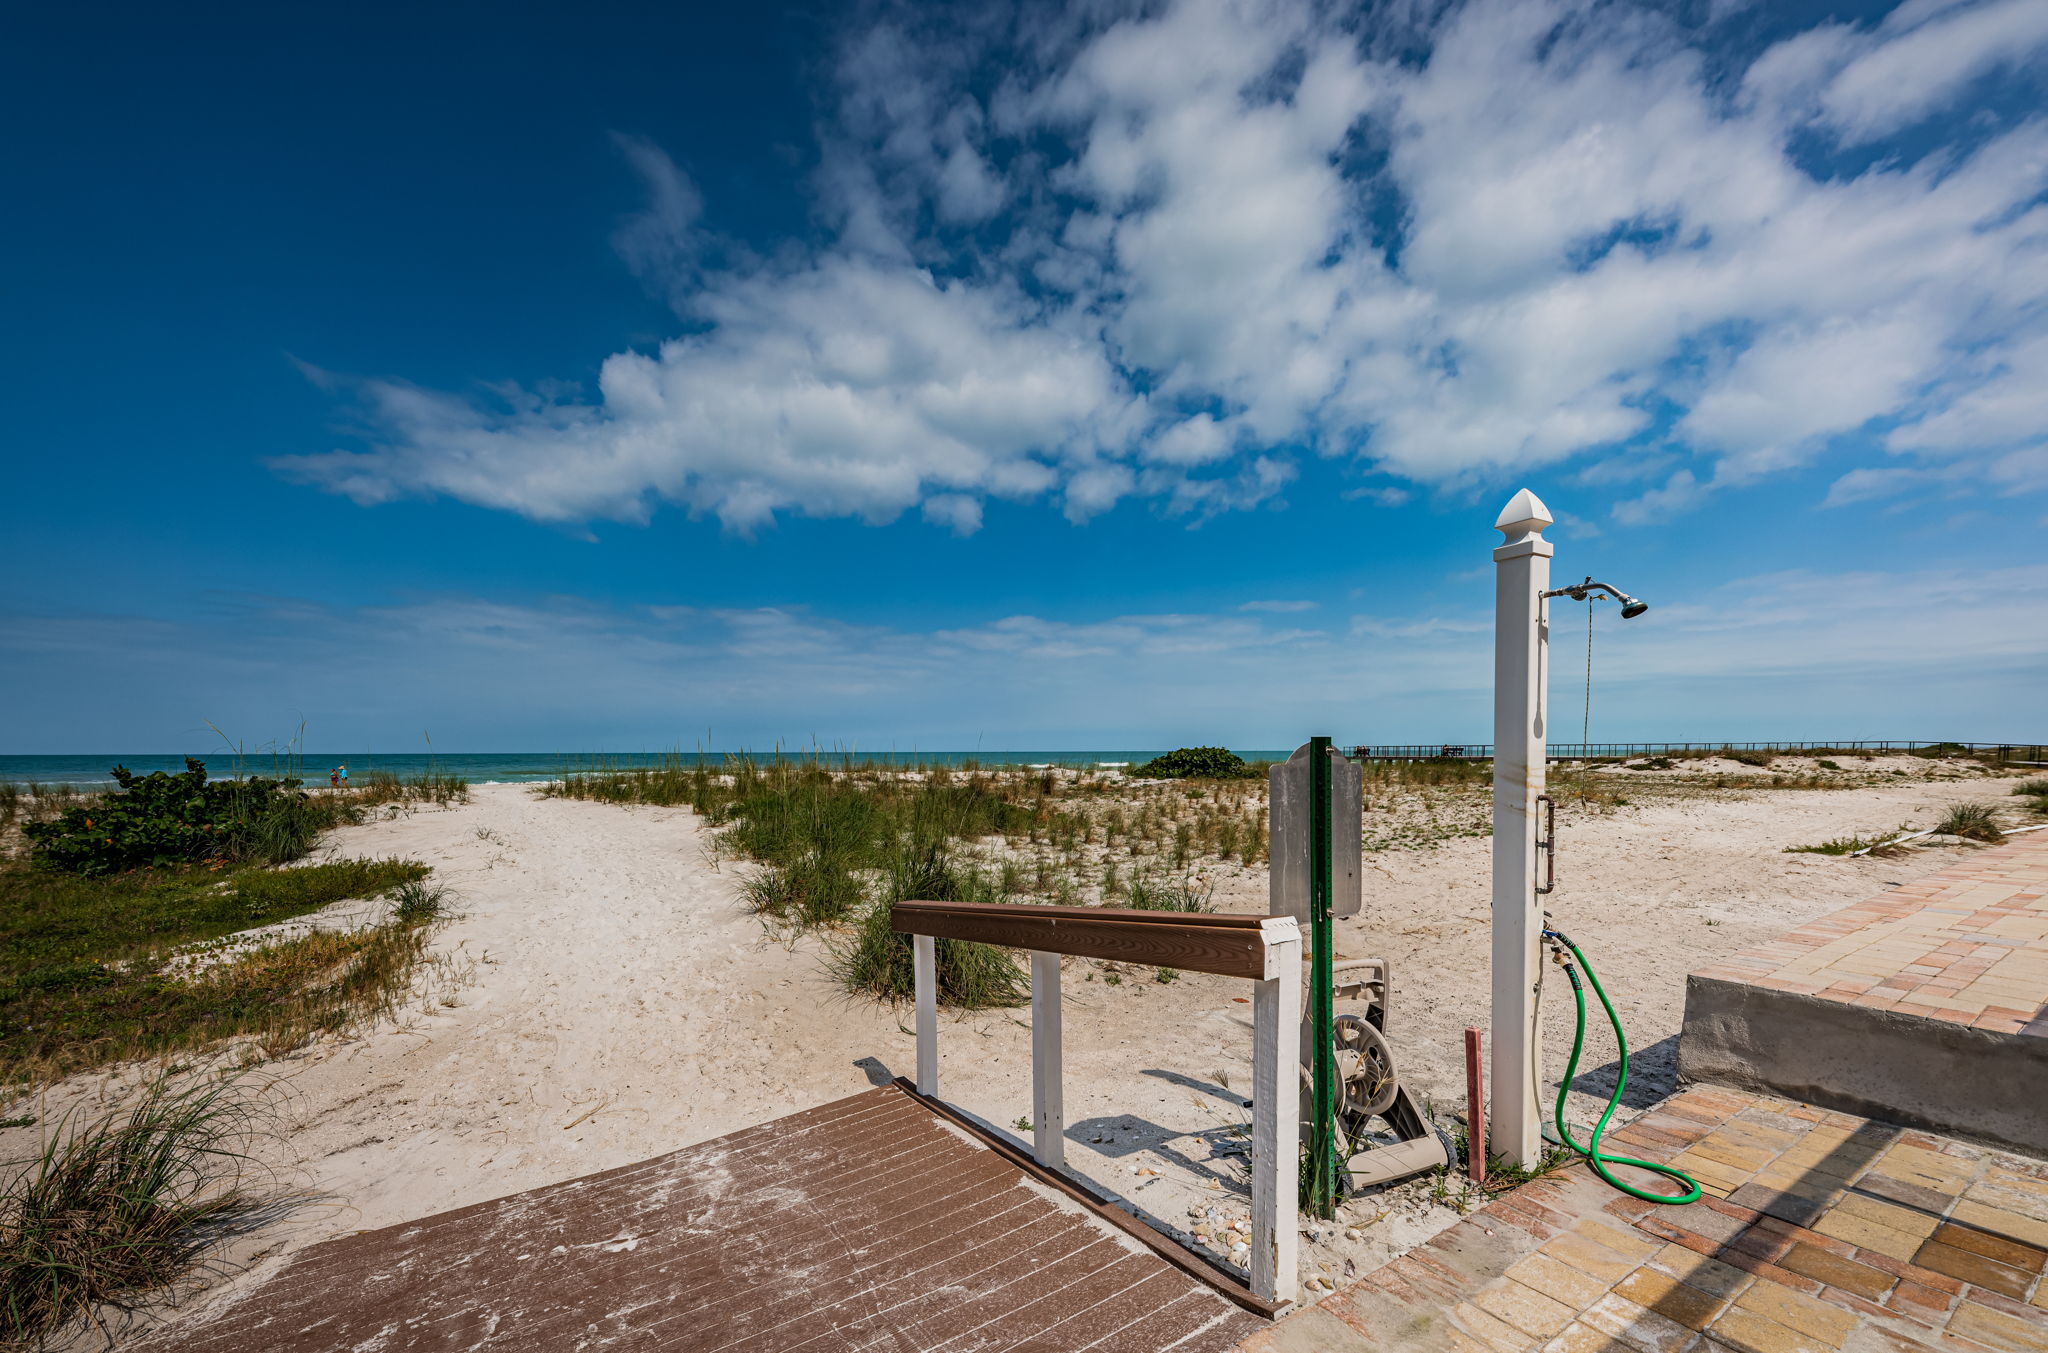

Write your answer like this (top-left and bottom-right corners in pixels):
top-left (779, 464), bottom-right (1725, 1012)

top-left (890, 899), bottom-right (1279, 979)
top-left (891, 899), bottom-right (1303, 1308)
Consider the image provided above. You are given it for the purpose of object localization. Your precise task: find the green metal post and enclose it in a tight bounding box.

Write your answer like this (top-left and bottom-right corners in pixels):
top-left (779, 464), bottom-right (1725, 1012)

top-left (1306, 735), bottom-right (1340, 1217)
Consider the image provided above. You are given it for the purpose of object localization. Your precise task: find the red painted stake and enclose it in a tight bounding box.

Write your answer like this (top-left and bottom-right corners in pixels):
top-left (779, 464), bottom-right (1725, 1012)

top-left (1464, 1027), bottom-right (1486, 1182)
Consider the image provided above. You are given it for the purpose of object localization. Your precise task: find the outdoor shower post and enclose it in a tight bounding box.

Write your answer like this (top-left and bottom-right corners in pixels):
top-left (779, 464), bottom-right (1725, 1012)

top-left (1491, 488), bottom-right (1553, 1171)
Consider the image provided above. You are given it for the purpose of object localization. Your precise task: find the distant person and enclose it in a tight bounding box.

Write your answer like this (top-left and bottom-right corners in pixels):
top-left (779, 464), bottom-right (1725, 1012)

top-left (340, 764), bottom-right (349, 784)
top-left (330, 767), bottom-right (340, 788)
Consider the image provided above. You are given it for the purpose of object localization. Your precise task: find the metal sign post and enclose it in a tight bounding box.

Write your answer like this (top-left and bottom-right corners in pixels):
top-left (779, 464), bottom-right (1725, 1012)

top-left (1270, 738), bottom-right (1360, 1218)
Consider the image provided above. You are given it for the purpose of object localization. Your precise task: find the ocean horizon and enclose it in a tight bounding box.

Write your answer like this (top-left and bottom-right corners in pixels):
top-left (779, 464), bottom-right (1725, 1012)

top-left (0, 749), bottom-right (1305, 788)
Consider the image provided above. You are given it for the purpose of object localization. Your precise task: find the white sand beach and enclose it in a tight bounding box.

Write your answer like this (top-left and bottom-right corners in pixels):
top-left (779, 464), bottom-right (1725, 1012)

top-left (10, 760), bottom-right (2031, 1341)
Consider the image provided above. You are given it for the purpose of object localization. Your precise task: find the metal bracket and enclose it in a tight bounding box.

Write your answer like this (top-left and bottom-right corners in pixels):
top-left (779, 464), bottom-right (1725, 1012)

top-left (1534, 793), bottom-right (1556, 895)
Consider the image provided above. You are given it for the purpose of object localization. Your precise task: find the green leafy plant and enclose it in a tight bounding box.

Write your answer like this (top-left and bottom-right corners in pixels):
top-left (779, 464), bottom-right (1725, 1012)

top-left (21, 761), bottom-right (352, 876)
top-left (1131, 747), bottom-right (1259, 780)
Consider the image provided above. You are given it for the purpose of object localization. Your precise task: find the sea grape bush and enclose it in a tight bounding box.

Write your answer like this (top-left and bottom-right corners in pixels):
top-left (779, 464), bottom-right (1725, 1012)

top-left (1132, 747), bottom-right (1258, 780)
top-left (23, 760), bottom-right (317, 876)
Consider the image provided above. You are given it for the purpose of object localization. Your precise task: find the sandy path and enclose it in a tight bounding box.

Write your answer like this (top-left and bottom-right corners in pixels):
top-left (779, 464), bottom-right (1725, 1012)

top-left (25, 770), bottom-right (2028, 1339)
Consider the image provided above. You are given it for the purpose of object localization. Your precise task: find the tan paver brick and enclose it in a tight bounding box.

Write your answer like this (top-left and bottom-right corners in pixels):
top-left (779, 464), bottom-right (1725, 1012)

top-left (1945, 1299), bottom-right (2048, 1353)
top-left (1615, 1267), bottom-right (1730, 1330)
top-left (1581, 1292), bottom-right (1694, 1353)
top-left (1812, 1210), bottom-right (1925, 1261)
top-left (1477, 1279), bottom-right (1580, 1339)
top-left (1235, 1307), bottom-right (1376, 1353)
top-left (1541, 1321), bottom-right (1628, 1353)
top-left (1455, 1299), bottom-right (1542, 1353)
top-left (1910, 1239), bottom-right (2035, 1298)
top-left (1707, 1306), bottom-right (1832, 1353)
top-left (1576, 1218), bottom-right (1662, 1261)
top-left (1954, 1201), bottom-right (2048, 1251)
top-left (1648, 1243), bottom-right (1755, 1298)
top-left (1732, 1280), bottom-right (1858, 1346)
top-left (1773, 1243), bottom-right (1894, 1299)
top-left (1507, 1251), bottom-right (1617, 1310)
top-left (1932, 1222), bottom-right (2048, 1273)
top-left (1829, 1194), bottom-right (1940, 1238)
top-left (1545, 1231), bottom-right (1643, 1285)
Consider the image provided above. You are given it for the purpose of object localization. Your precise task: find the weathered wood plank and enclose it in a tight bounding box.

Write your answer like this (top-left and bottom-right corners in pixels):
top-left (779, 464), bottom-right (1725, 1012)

top-left (891, 900), bottom-right (1271, 979)
top-left (127, 1083), bottom-right (1265, 1352)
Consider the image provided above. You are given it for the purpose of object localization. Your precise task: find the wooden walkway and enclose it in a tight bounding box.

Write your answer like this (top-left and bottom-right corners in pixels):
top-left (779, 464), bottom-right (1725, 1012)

top-left (135, 1083), bottom-right (1263, 1353)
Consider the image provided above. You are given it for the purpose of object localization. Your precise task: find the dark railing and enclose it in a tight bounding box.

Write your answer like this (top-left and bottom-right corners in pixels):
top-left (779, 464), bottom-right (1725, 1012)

top-left (1345, 741), bottom-right (2048, 763)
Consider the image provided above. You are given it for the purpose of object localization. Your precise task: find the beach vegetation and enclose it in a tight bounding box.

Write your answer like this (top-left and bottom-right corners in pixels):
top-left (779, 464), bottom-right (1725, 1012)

top-left (827, 842), bottom-right (1026, 1008)
top-left (1131, 747), bottom-right (1259, 780)
top-left (20, 761), bottom-right (359, 877)
top-left (0, 1073), bottom-right (272, 1347)
top-left (1784, 833), bottom-right (1902, 856)
top-left (1935, 802), bottom-right (2003, 842)
top-left (356, 771), bottom-right (469, 808)
top-left (1122, 868), bottom-right (1215, 912)
top-left (0, 857), bottom-right (435, 1085)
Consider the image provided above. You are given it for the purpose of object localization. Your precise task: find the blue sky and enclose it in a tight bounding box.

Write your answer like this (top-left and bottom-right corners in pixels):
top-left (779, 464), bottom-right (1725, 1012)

top-left (3, 0), bottom-right (2044, 754)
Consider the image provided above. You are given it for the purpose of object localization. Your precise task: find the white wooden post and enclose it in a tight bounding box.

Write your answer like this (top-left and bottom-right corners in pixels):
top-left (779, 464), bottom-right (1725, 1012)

top-left (1491, 488), bottom-right (1552, 1170)
top-left (1250, 916), bottom-right (1303, 1307)
top-left (914, 933), bottom-right (938, 1097)
top-left (1030, 951), bottom-right (1064, 1168)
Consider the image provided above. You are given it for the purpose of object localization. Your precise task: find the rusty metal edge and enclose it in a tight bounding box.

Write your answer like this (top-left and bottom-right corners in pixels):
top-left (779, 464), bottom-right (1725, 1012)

top-left (888, 1078), bottom-right (1287, 1322)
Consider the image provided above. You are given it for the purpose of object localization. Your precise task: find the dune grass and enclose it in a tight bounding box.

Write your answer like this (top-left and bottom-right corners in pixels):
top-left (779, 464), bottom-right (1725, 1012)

top-left (355, 771), bottom-right (469, 808)
top-left (1935, 802), bottom-right (2004, 842)
top-left (0, 1074), bottom-right (273, 1346)
top-left (827, 842), bottom-right (1028, 1008)
top-left (0, 858), bottom-right (435, 1085)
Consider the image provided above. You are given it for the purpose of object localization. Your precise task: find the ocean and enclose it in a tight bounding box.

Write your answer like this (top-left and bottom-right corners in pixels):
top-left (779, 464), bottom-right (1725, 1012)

top-left (0, 750), bottom-right (1299, 789)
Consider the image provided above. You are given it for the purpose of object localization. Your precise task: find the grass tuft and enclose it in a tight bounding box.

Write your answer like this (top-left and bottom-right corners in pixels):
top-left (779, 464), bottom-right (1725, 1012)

top-left (827, 843), bottom-right (1026, 1008)
top-left (1122, 869), bottom-right (1215, 912)
top-left (1935, 802), bottom-right (2003, 842)
top-left (0, 1074), bottom-right (273, 1345)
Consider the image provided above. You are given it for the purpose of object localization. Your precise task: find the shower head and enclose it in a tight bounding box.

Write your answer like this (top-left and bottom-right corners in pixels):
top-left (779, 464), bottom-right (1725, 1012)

top-left (1544, 577), bottom-right (1650, 619)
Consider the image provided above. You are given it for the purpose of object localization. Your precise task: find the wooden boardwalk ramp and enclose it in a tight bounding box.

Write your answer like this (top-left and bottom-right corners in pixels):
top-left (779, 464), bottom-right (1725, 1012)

top-left (134, 1082), bottom-right (1263, 1353)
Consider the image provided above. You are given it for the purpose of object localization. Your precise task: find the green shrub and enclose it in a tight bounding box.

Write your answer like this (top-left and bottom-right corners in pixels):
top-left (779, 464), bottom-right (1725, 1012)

top-left (1725, 750), bottom-right (1775, 768)
top-left (2011, 778), bottom-right (2048, 797)
top-left (21, 761), bottom-right (349, 876)
top-left (1132, 747), bottom-right (1258, 780)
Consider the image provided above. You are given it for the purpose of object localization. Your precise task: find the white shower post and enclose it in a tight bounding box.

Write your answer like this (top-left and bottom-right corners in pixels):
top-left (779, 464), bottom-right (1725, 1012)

top-left (1490, 488), bottom-right (1552, 1171)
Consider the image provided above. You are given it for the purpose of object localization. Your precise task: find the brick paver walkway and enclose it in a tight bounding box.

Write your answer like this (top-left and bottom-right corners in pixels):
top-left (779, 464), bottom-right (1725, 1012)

top-left (1693, 831), bottom-right (2048, 1036)
top-left (1238, 1085), bottom-right (2048, 1353)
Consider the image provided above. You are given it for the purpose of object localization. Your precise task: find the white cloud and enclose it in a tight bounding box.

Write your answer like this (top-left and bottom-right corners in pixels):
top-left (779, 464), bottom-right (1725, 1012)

top-left (1817, 0), bottom-right (2048, 143)
top-left (276, 0), bottom-right (2048, 531)
top-left (1240, 599), bottom-right (1317, 612)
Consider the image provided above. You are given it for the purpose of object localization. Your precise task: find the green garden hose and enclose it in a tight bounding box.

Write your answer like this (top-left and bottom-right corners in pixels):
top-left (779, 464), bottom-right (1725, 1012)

top-left (1542, 927), bottom-right (1701, 1205)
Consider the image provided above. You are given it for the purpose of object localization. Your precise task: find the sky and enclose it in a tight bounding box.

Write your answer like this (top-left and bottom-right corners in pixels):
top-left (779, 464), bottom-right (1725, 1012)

top-left (2, 0), bottom-right (2044, 754)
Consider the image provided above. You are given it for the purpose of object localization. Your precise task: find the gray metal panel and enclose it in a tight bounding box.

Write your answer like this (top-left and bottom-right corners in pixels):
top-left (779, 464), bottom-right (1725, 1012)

top-left (1268, 741), bottom-right (1362, 922)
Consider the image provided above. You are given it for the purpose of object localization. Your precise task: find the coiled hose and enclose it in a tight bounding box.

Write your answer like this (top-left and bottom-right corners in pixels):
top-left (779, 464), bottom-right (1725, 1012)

top-left (1542, 927), bottom-right (1701, 1205)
